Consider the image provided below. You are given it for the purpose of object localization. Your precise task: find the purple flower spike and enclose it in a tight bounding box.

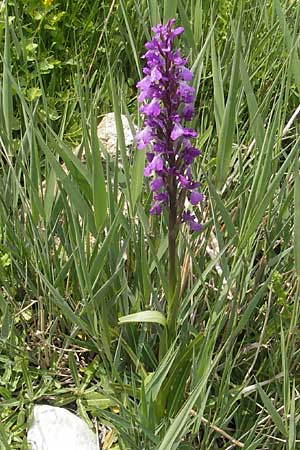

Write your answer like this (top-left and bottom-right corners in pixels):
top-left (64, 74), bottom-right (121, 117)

top-left (136, 19), bottom-right (203, 231)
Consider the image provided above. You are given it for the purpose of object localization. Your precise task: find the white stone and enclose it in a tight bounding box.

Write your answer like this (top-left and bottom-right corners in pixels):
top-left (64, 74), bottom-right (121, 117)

top-left (27, 405), bottom-right (98, 450)
top-left (97, 112), bottom-right (136, 156)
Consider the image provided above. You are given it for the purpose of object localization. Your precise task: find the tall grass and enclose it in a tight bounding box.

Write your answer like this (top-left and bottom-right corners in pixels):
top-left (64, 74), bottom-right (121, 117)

top-left (0, 1), bottom-right (300, 449)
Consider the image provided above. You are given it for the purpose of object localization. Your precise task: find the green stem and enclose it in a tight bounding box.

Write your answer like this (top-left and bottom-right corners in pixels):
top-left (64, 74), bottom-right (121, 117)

top-left (167, 176), bottom-right (179, 343)
top-left (168, 206), bottom-right (177, 300)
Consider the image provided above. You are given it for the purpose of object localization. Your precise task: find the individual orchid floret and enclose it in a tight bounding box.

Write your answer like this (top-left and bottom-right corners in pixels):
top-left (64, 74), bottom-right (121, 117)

top-left (136, 19), bottom-right (203, 232)
top-left (136, 127), bottom-right (152, 149)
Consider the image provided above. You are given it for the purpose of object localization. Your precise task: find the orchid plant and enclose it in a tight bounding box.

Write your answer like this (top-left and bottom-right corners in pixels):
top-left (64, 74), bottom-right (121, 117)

top-left (136, 19), bottom-right (202, 334)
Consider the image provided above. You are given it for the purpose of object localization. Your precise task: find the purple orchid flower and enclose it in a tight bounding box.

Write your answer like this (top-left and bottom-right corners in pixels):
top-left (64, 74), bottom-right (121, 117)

top-left (136, 19), bottom-right (202, 232)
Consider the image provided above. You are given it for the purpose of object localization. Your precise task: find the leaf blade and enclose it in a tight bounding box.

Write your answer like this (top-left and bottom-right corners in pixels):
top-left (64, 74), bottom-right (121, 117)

top-left (119, 311), bottom-right (167, 327)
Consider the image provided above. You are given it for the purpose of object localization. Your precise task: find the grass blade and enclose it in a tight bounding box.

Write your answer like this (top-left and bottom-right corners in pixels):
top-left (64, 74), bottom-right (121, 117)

top-left (109, 71), bottom-right (133, 216)
top-left (157, 350), bottom-right (221, 450)
top-left (91, 109), bottom-right (107, 231)
top-left (274, 0), bottom-right (300, 95)
top-left (239, 51), bottom-right (265, 150)
top-left (147, 0), bottom-right (161, 27)
top-left (119, 311), bottom-right (167, 327)
top-left (294, 157), bottom-right (300, 276)
top-left (0, 422), bottom-right (10, 450)
top-left (163, 0), bottom-right (177, 23)
top-left (240, 141), bottom-right (298, 248)
top-left (257, 384), bottom-right (287, 437)
top-left (211, 27), bottom-right (224, 137)
top-left (216, 19), bottom-right (241, 189)
top-left (131, 147), bottom-right (145, 208)
top-left (2, 8), bottom-right (13, 143)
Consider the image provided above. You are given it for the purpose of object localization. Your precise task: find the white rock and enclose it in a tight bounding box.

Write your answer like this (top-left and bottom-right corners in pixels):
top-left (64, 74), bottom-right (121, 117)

top-left (97, 112), bottom-right (136, 156)
top-left (27, 405), bottom-right (98, 450)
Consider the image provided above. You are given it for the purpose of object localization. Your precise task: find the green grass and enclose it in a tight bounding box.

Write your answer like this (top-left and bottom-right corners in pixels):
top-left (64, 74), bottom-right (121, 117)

top-left (0, 0), bottom-right (300, 449)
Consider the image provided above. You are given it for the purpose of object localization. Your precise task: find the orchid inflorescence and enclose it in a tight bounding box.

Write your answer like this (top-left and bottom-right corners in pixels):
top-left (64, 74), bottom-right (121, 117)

top-left (136, 19), bottom-right (203, 231)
